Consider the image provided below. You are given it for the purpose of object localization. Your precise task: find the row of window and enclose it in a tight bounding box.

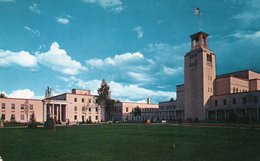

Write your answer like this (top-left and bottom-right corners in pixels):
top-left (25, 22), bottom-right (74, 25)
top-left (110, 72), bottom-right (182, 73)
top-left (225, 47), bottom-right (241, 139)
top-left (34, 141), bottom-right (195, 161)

top-left (1, 114), bottom-right (34, 121)
top-left (74, 98), bottom-right (97, 103)
top-left (232, 87), bottom-right (248, 93)
top-left (74, 115), bottom-right (98, 121)
top-left (73, 106), bottom-right (99, 112)
top-left (214, 96), bottom-right (258, 106)
top-left (1, 103), bottom-right (33, 110)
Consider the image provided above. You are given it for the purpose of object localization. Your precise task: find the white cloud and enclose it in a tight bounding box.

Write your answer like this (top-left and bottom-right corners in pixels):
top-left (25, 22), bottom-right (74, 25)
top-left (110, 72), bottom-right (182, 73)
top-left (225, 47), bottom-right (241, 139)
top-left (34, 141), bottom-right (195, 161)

top-left (82, 0), bottom-right (124, 13)
top-left (86, 52), bottom-right (144, 68)
top-left (24, 26), bottom-right (40, 37)
top-left (62, 78), bottom-right (176, 102)
top-left (229, 31), bottom-right (260, 39)
top-left (133, 26), bottom-right (143, 39)
top-left (0, 50), bottom-right (37, 68)
top-left (1, 89), bottom-right (43, 99)
top-left (163, 66), bottom-right (183, 75)
top-left (37, 42), bottom-right (86, 75)
top-left (56, 17), bottom-right (70, 25)
top-left (127, 72), bottom-right (153, 82)
top-left (9, 89), bottom-right (35, 99)
top-left (0, 0), bottom-right (15, 2)
top-left (29, 3), bottom-right (40, 14)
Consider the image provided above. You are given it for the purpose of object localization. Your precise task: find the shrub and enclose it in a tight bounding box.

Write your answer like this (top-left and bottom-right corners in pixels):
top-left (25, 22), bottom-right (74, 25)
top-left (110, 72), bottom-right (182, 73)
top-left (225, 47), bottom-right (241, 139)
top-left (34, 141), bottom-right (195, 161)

top-left (28, 114), bottom-right (38, 128)
top-left (44, 115), bottom-right (54, 129)
top-left (194, 117), bottom-right (200, 123)
top-left (186, 117), bottom-right (193, 123)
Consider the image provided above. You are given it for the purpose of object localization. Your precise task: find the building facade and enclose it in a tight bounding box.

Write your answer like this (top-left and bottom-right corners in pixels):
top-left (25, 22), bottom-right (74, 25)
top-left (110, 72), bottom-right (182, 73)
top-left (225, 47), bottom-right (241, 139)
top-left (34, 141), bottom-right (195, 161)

top-left (0, 89), bottom-right (104, 124)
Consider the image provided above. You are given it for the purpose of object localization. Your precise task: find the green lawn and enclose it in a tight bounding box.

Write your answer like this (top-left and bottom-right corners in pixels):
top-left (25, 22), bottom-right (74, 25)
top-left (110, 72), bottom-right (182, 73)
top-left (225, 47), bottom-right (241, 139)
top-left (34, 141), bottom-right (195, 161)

top-left (0, 124), bottom-right (260, 161)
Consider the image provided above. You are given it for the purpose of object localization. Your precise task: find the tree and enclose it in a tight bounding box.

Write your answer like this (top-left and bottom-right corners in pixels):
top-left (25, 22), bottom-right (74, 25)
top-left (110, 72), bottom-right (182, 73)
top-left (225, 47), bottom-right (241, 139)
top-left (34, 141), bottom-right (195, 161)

top-left (97, 79), bottom-right (115, 121)
top-left (132, 106), bottom-right (141, 122)
top-left (0, 93), bottom-right (6, 98)
top-left (28, 113), bottom-right (38, 128)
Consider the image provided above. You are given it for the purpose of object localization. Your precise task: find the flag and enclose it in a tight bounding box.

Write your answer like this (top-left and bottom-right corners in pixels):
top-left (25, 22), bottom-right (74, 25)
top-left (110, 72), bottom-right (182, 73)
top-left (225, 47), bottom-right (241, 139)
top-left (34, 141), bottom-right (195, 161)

top-left (195, 7), bottom-right (200, 16)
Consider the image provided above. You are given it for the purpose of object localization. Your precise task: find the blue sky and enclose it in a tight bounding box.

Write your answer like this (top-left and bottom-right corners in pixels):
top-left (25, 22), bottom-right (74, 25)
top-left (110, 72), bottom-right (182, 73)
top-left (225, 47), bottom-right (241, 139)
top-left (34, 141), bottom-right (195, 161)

top-left (0, 0), bottom-right (260, 103)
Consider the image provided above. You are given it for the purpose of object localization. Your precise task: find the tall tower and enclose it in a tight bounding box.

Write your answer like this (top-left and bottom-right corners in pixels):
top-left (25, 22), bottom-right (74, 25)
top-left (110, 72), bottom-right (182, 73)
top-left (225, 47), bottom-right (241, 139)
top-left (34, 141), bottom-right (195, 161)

top-left (184, 32), bottom-right (216, 120)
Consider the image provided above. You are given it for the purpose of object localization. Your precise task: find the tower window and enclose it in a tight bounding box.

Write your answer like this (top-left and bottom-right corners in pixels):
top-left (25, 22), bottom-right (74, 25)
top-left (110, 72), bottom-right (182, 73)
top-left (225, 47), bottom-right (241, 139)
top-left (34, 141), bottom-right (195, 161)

top-left (207, 54), bottom-right (212, 62)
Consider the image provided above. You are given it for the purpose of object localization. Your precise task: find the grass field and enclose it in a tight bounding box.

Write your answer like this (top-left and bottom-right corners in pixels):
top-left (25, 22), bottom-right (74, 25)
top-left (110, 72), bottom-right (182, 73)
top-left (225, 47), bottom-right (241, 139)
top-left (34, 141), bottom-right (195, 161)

top-left (0, 124), bottom-right (260, 161)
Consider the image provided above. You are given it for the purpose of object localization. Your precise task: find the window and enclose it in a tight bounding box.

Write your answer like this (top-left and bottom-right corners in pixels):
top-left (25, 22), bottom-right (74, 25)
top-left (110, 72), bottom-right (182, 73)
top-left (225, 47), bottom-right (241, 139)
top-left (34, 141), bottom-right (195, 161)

top-left (74, 98), bottom-right (77, 102)
top-left (223, 99), bottom-right (227, 106)
top-left (21, 104), bottom-right (24, 110)
top-left (11, 104), bottom-right (15, 109)
top-left (254, 96), bottom-right (258, 103)
top-left (10, 114), bottom-right (15, 121)
top-left (96, 107), bottom-right (98, 112)
top-left (1, 114), bottom-right (5, 120)
top-left (74, 106), bottom-right (77, 111)
top-left (236, 88), bottom-right (238, 93)
top-left (74, 115), bottom-right (77, 120)
top-left (21, 114), bottom-right (24, 120)
top-left (233, 87), bottom-right (236, 93)
top-left (1, 103), bottom-right (5, 109)
top-left (89, 98), bottom-right (91, 103)
top-left (96, 116), bottom-right (98, 120)
top-left (89, 107), bottom-right (91, 112)
top-left (232, 98), bottom-right (237, 105)
top-left (207, 54), bottom-right (212, 62)
top-left (242, 97), bottom-right (247, 104)
top-left (82, 98), bottom-right (84, 103)
top-left (29, 104), bottom-right (33, 110)
top-left (82, 107), bottom-right (84, 112)
top-left (214, 100), bottom-right (218, 106)
top-left (126, 107), bottom-right (128, 112)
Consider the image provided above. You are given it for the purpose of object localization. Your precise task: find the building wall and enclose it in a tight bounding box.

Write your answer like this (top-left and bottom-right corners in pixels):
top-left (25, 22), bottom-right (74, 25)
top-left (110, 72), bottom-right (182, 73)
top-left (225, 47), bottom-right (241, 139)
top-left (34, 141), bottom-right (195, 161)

top-left (250, 79), bottom-right (260, 91)
top-left (0, 98), bottom-right (43, 123)
top-left (55, 93), bottom-right (102, 123)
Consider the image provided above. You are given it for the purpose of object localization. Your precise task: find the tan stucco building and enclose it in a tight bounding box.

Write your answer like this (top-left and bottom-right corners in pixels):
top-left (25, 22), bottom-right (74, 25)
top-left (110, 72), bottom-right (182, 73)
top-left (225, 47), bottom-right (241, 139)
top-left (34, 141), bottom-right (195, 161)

top-left (0, 89), bottom-right (104, 124)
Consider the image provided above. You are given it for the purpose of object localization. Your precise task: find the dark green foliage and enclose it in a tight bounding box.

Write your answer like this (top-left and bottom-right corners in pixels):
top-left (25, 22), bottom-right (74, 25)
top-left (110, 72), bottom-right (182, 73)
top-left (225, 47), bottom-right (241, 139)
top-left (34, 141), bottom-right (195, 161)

top-left (194, 117), bottom-right (200, 123)
top-left (97, 79), bottom-right (115, 121)
top-left (44, 115), bottom-right (54, 129)
top-left (186, 117), bottom-right (193, 123)
top-left (132, 106), bottom-right (141, 117)
top-left (0, 93), bottom-right (6, 98)
top-left (28, 114), bottom-right (38, 128)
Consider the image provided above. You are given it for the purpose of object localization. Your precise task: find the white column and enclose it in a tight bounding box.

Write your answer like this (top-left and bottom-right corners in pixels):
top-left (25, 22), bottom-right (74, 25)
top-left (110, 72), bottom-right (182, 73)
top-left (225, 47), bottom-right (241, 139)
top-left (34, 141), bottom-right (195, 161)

top-left (224, 109), bottom-right (227, 119)
top-left (59, 104), bottom-right (62, 121)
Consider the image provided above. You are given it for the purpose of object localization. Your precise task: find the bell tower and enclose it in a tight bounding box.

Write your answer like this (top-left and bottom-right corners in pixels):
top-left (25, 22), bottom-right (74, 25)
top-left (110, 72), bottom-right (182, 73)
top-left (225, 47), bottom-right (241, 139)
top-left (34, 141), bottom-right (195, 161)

top-left (184, 32), bottom-right (216, 120)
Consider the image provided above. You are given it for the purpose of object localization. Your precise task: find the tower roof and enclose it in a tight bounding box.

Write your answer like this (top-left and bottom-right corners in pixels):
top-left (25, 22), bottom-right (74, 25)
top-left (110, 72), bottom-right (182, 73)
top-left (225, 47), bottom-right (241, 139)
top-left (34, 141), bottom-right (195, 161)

top-left (190, 31), bottom-right (209, 38)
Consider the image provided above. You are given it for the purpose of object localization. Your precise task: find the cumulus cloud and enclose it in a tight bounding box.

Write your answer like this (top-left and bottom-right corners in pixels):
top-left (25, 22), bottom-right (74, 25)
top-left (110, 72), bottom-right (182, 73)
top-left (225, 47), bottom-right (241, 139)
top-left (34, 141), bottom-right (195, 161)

top-left (29, 3), bottom-right (40, 14)
top-left (8, 89), bottom-right (35, 98)
top-left (61, 78), bottom-right (176, 102)
top-left (0, 50), bottom-right (37, 68)
top-left (133, 26), bottom-right (143, 39)
top-left (37, 42), bottom-right (86, 75)
top-left (229, 31), bottom-right (260, 39)
top-left (86, 52), bottom-right (144, 68)
top-left (82, 0), bottom-right (124, 13)
top-left (163, 66), bottom-right (183, 75)
top-left (127, 72), bottom-right (153, 82)
top-left (24, 26), bottom-right (40, 37)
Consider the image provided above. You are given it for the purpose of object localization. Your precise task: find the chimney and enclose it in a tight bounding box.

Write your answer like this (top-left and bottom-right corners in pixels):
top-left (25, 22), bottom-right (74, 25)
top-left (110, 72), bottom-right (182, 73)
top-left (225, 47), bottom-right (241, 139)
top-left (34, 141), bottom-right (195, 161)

top-left (147, 97), bottom-right (151, 104)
